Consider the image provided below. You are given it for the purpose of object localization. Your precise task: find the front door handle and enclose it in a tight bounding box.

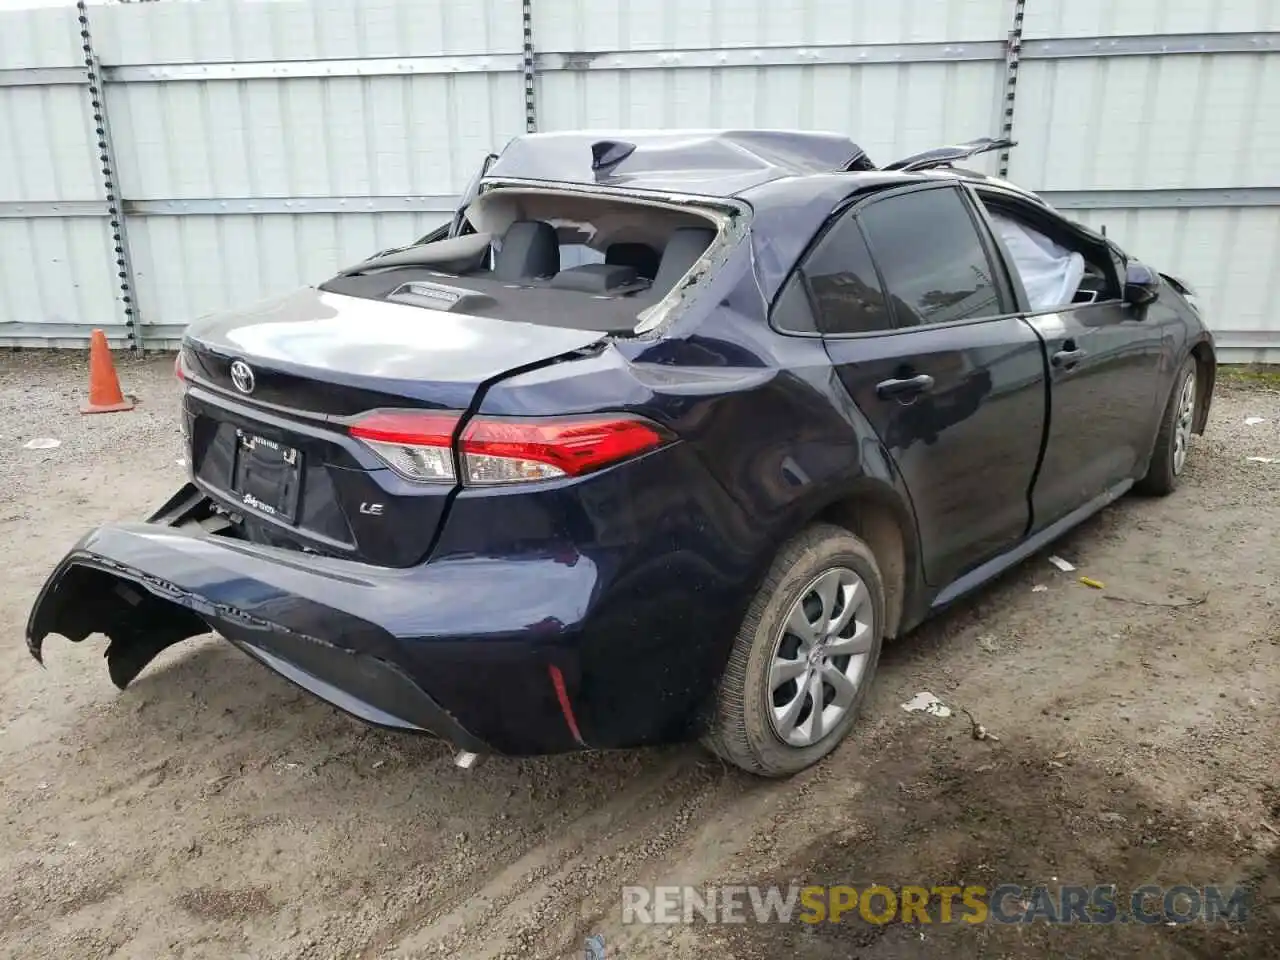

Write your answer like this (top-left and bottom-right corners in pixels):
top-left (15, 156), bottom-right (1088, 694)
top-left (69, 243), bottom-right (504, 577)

top-left (1052, 348), bottom-right (1086, 369)
top-left (876, 373), bottom-right (935, 400)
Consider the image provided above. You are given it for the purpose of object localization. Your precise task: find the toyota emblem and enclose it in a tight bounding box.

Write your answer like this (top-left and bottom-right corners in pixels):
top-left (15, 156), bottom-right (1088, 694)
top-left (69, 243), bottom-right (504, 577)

top-left (229, 360), bottom-right (256, 394)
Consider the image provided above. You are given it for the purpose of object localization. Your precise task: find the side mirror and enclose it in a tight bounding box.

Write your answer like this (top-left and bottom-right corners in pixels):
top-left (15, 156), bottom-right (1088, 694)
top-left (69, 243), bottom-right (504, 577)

top-left (1124, 261), bottom-right (1161, 306)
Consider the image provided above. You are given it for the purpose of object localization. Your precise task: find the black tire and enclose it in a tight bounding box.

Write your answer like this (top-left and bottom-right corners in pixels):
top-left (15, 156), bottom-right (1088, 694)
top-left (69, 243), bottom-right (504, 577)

top-left (1135, 356), bottom-right (1197, 496)
top-left (702, 523), bottom-right (886, 777)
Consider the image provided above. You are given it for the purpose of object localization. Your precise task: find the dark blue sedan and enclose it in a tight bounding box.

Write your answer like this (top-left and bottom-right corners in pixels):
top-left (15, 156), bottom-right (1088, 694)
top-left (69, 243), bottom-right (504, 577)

top-left (27, 129), bottom-right (1216, 777)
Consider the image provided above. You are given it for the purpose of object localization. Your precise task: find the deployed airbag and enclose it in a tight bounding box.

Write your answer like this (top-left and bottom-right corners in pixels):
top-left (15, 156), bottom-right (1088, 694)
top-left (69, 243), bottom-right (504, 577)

top-left (989, 213), bottom-right (1085, 311)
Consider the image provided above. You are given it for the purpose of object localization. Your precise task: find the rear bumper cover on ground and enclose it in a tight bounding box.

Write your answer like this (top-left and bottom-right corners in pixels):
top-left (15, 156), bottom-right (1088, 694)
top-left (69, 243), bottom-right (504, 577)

top-left (25, 486), bottom-right (603, 756)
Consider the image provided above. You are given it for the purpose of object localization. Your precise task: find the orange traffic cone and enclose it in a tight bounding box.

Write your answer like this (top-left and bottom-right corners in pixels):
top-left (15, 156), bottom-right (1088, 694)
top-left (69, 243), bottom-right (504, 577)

top-left (80, 328), bottom-right (136, 414)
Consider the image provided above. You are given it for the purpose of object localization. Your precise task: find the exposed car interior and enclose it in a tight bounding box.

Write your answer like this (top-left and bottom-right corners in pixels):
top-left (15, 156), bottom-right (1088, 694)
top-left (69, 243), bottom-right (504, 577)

top-left (320, 189), bottom-right (723, 334)
top-left (978, 196), bottom-right (1118, 312)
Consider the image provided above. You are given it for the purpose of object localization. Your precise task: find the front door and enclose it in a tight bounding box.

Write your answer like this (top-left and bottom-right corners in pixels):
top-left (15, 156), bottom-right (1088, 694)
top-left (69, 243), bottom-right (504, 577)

top-left (969, 188), bottom-right (1166, 530)
top-left (807, 184), bottom-right (1048, 588)
top-left (1022, 302), bottom-right (1165, 526)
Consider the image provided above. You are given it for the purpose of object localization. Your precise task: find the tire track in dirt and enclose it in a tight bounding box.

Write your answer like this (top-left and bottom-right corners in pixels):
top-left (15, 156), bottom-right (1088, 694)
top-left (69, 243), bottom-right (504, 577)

top-left (368, 751), bottom-right (730, 959)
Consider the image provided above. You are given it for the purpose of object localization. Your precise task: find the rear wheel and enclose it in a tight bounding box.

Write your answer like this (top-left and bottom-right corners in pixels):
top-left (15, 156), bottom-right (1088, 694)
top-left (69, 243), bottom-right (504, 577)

top-left (1136, 356), bottom-right (1197, 496)
top-left (703, 524), bottom-right (885, 777)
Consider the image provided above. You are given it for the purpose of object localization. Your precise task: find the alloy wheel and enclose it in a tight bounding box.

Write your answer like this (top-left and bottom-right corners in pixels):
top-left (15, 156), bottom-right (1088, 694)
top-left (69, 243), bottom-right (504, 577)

top-left (768, 567), bottom-right (876, 747)
top-left (1173, 372), bottom-right (1196, 476)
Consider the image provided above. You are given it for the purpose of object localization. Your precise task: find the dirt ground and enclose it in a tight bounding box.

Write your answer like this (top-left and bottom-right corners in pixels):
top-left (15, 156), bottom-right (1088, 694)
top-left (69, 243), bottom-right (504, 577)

top-left (1, 351), bottom-right (1277, 960)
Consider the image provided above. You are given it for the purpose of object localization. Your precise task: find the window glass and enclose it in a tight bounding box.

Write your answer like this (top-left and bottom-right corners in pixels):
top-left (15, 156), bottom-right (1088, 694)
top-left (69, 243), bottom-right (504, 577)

top-left (801, 213), bottom-right (893, 335)
top-left (771, 273), bottom-right (818, 333)
top-left (858, 188), bottom-right (1003, 327)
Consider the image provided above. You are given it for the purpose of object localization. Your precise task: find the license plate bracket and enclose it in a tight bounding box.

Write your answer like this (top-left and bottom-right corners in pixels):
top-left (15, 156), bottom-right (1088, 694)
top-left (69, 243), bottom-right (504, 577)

top-left (231, 429), bottom-right (303, 523)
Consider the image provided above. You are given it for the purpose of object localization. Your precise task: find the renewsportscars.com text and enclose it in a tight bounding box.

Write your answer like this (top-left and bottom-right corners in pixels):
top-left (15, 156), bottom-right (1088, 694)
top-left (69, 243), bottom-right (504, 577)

top-left (621, 883), bottom-right (1250, 926)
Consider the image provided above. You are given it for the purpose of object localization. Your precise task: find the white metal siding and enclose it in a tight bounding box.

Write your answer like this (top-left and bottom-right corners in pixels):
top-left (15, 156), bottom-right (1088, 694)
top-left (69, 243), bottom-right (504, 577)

top-left (0, 6), bottom-right (83, 70)
top-left (129, 211), bottom-right (448, 337)
top-left (1009, 1), bottom-right (1280, 357)
top-left (0, 216), bottom-right (121, 345)
top-left (533, 0), bottom-right (1005, 164)
top-left (1011, 54), bottom-right (1280, 190)
top-left (538, 63), bottom-right (1003, 168)
top-left (0, 0), bottom-right (1277, 359)
top-left (0, 85), bottom-right (102, 202)
top-left (1067, 206), bottom-right (1280, 362)
top-left (92, 0), bottom-right (524, 63)
top-left (532, 0), bottom-right (1009, 47)
top-left (106, 74), bottom-right (522, 201)
top-left (1021, 0), bottom-right (1280, 37)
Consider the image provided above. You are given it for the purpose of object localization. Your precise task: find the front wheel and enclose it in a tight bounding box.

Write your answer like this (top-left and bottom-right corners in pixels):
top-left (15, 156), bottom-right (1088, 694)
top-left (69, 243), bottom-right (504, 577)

top-left (1136, 356), bottom-right (1197, 496)
top-left (702, 524), bottom-right (885, 777)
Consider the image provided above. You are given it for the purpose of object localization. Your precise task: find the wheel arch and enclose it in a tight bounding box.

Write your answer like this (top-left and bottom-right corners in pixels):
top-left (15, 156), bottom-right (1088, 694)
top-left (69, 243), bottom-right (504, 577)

top-left (808, 480), bottom-right (921, 640)
top-left (1188, 335), bottom-right (1216, 435)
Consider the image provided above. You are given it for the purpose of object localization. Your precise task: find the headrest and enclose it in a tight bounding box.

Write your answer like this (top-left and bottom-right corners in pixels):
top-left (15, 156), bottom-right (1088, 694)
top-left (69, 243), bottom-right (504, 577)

top-left (494, 220), bottom-right (559, 281)
top-left (605, 242), bottom-right (661, 280)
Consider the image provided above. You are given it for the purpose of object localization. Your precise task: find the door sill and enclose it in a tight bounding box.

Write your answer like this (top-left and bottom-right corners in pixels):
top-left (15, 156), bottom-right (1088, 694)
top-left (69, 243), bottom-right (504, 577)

top-left (931, 479), bottom-right (1133, 610)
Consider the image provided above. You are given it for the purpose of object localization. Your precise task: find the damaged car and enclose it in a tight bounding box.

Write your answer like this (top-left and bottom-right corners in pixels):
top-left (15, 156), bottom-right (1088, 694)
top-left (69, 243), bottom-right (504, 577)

top-left (27, 130), bottom-right (1216, 777)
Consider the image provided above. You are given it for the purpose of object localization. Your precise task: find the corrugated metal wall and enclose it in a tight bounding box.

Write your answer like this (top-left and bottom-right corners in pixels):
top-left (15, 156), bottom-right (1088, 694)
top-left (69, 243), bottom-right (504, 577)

top-left (0, 0), bottom-right (1277, 358)
top-left (1012, 0), bottom-right (1280, 363)
top-left (0, 5), bottom-right (120, 346)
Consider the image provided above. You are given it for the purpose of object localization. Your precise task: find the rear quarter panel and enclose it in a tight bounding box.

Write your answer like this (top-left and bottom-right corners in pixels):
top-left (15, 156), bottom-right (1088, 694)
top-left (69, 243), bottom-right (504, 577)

top-left (459, 245), bottom-right (920, 746)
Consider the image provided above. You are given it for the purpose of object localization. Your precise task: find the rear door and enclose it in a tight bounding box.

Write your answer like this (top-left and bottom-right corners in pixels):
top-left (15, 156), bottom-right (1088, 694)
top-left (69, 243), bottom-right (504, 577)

top-left (802, 183), bottom-right (1048, 589)
top-left (969, 188), bottom-right (1166, 530)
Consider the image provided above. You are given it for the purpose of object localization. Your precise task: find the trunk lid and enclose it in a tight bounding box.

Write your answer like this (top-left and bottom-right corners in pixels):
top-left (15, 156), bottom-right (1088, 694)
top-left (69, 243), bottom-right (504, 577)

top-left (184, 286), bottom-right (607, 412)
top-left (180, 286), bottom-right (607, 566)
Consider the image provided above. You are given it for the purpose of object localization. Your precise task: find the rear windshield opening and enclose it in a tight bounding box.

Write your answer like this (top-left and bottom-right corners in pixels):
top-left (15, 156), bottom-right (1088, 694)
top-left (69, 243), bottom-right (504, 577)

top-left (320, 189), bottom-right (726, 335)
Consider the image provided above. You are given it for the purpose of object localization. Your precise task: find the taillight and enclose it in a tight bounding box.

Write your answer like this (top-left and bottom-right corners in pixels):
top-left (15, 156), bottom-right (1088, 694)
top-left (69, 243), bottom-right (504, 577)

top-left (349, 411), bottom-right (458, 482)
top-left (461, 415), bottom-right (669, 484)
top-left (348, 410), bottom-right (670, 485)
top-left (174, 351), bottom-right (186, 382)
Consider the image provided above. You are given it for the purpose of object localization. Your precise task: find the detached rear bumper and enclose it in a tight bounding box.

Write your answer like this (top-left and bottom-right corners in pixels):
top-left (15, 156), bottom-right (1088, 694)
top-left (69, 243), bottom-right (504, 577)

top-left (26, 486), bottom-right (597, 756)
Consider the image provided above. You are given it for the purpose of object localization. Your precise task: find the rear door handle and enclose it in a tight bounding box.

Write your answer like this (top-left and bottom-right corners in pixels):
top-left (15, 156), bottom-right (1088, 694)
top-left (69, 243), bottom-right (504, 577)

top-left (1052, 348), bottom-right (1086, 368)
top-left (875, 374), bottom-right (935, 400)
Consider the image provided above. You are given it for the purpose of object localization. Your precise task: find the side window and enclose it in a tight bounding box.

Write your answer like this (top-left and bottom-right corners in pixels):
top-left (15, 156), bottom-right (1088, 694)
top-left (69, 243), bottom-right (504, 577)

top-left (800, 212), bottom-right (894, 335)
top-left (978, 196), bottom-right (1121, 310)
top-left (771, 272), bottom-right (819, 334)
top-left (857, 187), bottom-right (1005, 327)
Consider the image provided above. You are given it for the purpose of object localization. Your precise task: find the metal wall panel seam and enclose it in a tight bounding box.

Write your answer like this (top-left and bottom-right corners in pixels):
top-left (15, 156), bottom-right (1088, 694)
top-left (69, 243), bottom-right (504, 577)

top-left (121, 197), bottom-right (461, 216)
top-left (1021, 32), bottom-right (1277, 59)
top-left (76, 0), bottom-right (140, 354)
top-left (35, 33), bottom-right (1269, 85)
top-left (0, 67), bottom-right (87, 87)
top-left (6, 190), bottom-right (1280, 220)
top-left (1042, 189), bottom-right (1280, 209)
top-left (536, 42), bottom-right (1006, 70)
top-left (102, 56), bottom-right (523, 82)
top-left (0, 201), bottom-right (111, 218)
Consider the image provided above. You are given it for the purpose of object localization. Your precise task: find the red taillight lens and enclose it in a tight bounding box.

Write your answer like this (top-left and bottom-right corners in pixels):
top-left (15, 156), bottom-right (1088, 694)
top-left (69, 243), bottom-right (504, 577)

top-left (174, 351), bottom-right (186, 382)
top-left (461, 415), bottom-right (669, 484)
top-left (350, 410), bottom-right (460, 482)
top-left (348, 410), bottom-right (670, 485)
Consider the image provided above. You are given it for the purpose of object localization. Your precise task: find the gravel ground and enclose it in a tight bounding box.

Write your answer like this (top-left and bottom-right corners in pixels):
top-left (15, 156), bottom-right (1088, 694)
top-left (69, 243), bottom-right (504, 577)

top-left (1, 351), bottom-right (1278, 960)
